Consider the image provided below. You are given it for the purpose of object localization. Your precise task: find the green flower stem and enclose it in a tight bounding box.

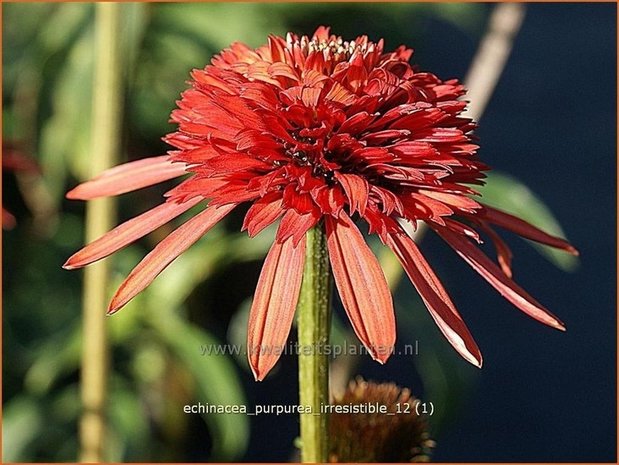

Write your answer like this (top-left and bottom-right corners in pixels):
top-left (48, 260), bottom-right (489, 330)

top-left (297, 225), bottom-right (331, 463)
top-left (79, 3), bottom-right (123, 462)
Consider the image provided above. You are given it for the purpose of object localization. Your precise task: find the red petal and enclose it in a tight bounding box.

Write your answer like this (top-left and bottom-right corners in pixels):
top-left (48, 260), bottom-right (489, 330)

top-left (66, 156), bottom-right (188, 200)
top-left (435, 226), bottom-right (566, 330)
top-left (478, 222), bottom-right (513, 278)
top-left (335, 172), bottom-right (369, 215)
top-left (312, 185), bottom-right (346, 216)
top-left (419, 189), bottom-right (482, 213)
top-left (242, 193), bottom-right (284, 237)
top-left (267, 36), bottom-right (287, 64)
top-left (387, 232), bottom-right (482, 367)
top-left (481, 204), bottom-right (578, 255)
top-left (276, 208), bottom-right (320, 246)
top-left (63, 197), bottom-right (203, 270)
top-left (108, 203), bottom-right (235, 314)
top-left (325, 213), bottom-right (395, 363)
top-left (408, 193), bottom-right (453, 225)
top-left (443, 218), bottom-right (482, 243)
top-left (417, 127), bottom-right (466, 143)
top-left (267, 62), bottom-right (299, 82)
top-left (324, 82), bottom-right (356, 106)
top-left (301, 87), bottom-right (321, 107)
top-left (339, 111), bottom-right (373, 135)
top-left (202, 153), bottom-right (270, 174)
top-left (247, 236), bottom-right (306, 381)
top-left (312, 26), bottom-right (331, 41)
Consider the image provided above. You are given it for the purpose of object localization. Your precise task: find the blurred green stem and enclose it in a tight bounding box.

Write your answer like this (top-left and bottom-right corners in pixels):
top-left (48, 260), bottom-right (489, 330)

top-left (79, 3), bottom-right (123, 462)
top-left (297, 225), bottom-right (331, 463)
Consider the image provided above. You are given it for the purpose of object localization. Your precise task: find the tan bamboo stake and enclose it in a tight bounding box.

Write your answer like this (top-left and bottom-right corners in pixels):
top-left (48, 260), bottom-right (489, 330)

top-left (79, 3), bottom-right (123, 462)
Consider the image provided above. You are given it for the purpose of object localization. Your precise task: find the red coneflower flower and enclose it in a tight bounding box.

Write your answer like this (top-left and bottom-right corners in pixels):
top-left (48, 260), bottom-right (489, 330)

top-left (65, 27), bottom-right (577, 380)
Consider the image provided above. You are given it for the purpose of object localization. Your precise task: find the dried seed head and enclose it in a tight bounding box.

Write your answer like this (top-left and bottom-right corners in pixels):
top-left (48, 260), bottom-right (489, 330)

top-left (329, 377), bottom-right (435, 462)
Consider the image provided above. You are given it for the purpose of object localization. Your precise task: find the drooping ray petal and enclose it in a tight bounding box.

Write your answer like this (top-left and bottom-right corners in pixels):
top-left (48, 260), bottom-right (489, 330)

top-left (436, 226), bottom-right (566, 330)
top-left (66, 156), bottom-right (189, 200)
top-left (418, 189), bottom-right (482, 213)
top-left (478, 221), bottom-right (513, 278)
top-left (334, 172), bottom-right (369, 215)
top-left (480, 204), bottom-right (578, 255)
top-left (247, 236), bottom-right (306, 381)
top-left (108, 203), bottom-right (235, 314)
top-left (387, 231), bottom-right (483, 367)
top-left (63, 197), bottom-right (203, 270)
top-left (325, 213), bottom-right (396, 363)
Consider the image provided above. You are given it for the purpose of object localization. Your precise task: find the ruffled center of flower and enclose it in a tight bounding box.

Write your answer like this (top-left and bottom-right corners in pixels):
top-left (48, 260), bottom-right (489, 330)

top-left (284, 148), bottom-right (337, 184)
top-left (281, 113), bottom-right (342, 184)
top-left (295, 35), bottom-right (375, 63)
top-left (166, 26), bottom-right (489, 242)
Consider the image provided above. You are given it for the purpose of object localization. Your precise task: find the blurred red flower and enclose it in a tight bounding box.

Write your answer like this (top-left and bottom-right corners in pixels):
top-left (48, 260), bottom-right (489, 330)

top-left (2, 146), bottom-right (40, 229)
top-left (65, 27), bottom-right (577, 380)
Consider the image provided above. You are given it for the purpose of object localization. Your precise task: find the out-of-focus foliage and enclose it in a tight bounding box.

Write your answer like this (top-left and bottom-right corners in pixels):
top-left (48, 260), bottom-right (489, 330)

top-left (3, 2), bottom-right (575, 462)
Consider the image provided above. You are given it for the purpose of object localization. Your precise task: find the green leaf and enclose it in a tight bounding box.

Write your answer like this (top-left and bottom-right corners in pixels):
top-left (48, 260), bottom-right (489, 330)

top-left (23, 324), bottom-right (81, 395)
top-left (149, 312), bottom-right (249, 460)
top-left (2, 396), bottom-right (44, 462)
top-left (477, 172), bottom-right (579, 271)
top-left (107, 377), bottom-right (152, 461)
top-left (155, 3), bottom-right (287, 49)
top-left (226, 298), bottom-right (251, 370)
